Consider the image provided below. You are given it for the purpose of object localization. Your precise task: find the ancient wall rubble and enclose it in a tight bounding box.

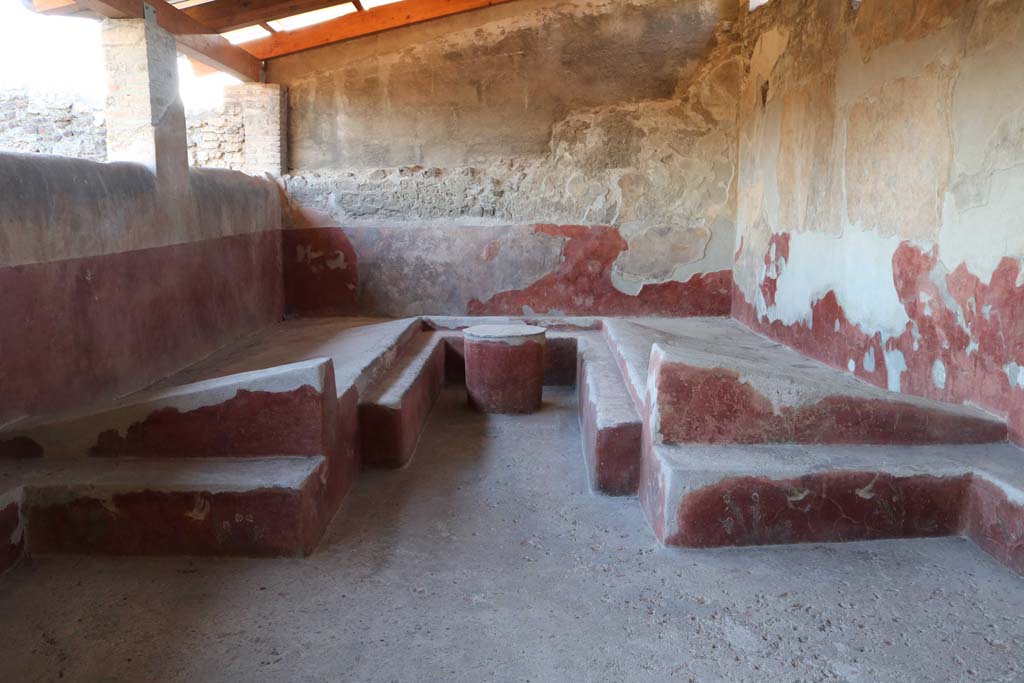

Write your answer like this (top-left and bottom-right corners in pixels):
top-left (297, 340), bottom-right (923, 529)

top-left (0, 91), bottom-right (106, 161)
top-left (0, 88), bottom-right (252, 171)
top-left (186, 102), bottom-right (244, 169)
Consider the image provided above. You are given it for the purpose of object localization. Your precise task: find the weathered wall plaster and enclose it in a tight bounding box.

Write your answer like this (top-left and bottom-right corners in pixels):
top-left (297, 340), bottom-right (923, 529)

top-left (731, 0), bottom-right (1024, 442)
top-left (275, 0), bottom-right (741, 315)
top-left (270, 0), bottom-right (732, 168)
top-left (0, 152), bottom-right (283, 428)
top-left (280, 221), bottom-right (732, 317)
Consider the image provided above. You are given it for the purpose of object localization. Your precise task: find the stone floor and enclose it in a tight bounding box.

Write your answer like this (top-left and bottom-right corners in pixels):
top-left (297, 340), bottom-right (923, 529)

top-left (1, 387), bottom-right (1022, 682)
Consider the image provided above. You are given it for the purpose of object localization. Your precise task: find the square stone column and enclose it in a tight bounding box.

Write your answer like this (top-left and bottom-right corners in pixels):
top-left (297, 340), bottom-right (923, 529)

top-left (101, 4), bottom-right (189, 191)
top-left (225, 83), bottom-right (289, 176)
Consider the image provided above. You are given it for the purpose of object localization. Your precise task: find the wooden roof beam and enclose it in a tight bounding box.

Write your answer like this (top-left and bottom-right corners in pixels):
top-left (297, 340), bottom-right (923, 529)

top-left (182, 0), bottom-right (358, 32)
top-left (243, 0), bottom-right (520, 60)
top-left (23, 0), bottom-right (264, 81)
top-left (22, 0), bottom-right (88, 15)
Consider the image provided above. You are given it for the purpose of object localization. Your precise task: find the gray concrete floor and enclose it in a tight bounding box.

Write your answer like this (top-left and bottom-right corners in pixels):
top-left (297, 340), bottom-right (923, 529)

top-left (1, 387), bottom-right (1022, 682)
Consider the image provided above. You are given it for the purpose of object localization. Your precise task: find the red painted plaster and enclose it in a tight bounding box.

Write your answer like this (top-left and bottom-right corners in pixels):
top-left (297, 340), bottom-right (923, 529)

top-left (360, 341), bottom-right (445, 468)
top-left (283, 227), bottom-right (360, 316)
top-left (543, 337), bottom-right (579, 386)
top-left (733, 287), bottom-right (890, 391)
top-left (465, 338), bottom-right (545, 414)
top-left (468, 224), bottom-right (732, 316)
top-left (90, 385), bottom-right (330, 458)
top-left (0, 437), bottom-right (43, 460)
top-left (0, 502), bottom-right (22, 574)
top-left (0, 231), bottom-right (283, 428)
top-left (284, 224), bottom-right (730, 317)
top-left (654, 361), bottom-right (1005, 444)
top-left (442, 335), bottom-right (577, 387)
top-left (639, 413), bottom-right (667, 541)
top-left (27, 489), bottom-right (312, 557)
top-left (734, 237), bottom-right (1024, 444)
top-left (328, 386), bottom-right (360, 509)
top-left (591, 425), bottom-right (642, 495)
top-left (963, 477), bottom-right (1024, 575)
top-left (578, 362), bottom-right (641, 495)
top-left (669, 471), bottom-right (969, 547)
top-left (442, 335), bottom-right (468, 384)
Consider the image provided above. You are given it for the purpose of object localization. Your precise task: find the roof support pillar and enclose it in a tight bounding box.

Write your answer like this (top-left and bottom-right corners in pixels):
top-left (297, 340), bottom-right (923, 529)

top-left (101, 4), bottom-right (189, 192)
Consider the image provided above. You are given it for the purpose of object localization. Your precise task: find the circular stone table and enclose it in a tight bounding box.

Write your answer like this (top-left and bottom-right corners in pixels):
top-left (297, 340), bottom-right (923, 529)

top-left (463, 324), bottom-right (547, 414)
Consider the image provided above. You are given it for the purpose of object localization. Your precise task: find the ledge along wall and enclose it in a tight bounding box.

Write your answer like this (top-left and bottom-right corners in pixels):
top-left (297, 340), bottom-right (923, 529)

top-left (271, 0), bottom-right (740, 317)
top-left (0, 153), bottom-right (284, 428)
top-left (729, 0), bottom-right (1024, 445)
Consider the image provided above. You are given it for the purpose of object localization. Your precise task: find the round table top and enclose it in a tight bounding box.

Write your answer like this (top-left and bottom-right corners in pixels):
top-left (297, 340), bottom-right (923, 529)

top-left (463, 324), bottom-right (547, 341)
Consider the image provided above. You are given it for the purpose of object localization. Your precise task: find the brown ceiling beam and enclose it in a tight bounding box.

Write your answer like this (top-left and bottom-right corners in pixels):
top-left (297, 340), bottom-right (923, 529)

top-left (24, 0), bottom-right (264, 81)
top-left (182, 0), bottom-right (357, 32)
top-left (243, 0), bottom-right (520, 59)
top-left (21, 0), bottom-right (86, 15)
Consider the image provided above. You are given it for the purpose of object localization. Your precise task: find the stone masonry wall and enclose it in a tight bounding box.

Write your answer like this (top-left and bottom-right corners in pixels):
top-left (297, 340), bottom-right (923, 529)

top-left (0, 91), bottom-right (106, 161)
top-left (0, 88), bottom-right (248, 171)
top-left (186, 101), bottom-right (244, 169)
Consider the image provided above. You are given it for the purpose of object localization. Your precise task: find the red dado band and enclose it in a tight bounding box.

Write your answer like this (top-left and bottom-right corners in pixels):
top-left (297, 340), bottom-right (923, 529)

top-left (463, 324), bottom-right (547, 414)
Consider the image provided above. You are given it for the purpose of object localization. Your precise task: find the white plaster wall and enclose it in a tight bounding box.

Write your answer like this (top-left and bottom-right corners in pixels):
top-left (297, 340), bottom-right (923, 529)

top-left (732, 0), bottom-right (1024, 408)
